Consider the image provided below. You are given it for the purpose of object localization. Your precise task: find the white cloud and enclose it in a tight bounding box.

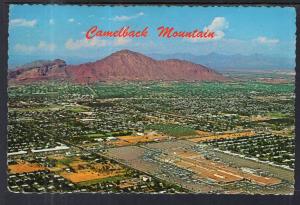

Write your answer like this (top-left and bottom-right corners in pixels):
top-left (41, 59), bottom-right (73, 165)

top-left (113, 38), bottom-right (132, 46)
top-left (253, 36), bottom-right (279, 45)
top-left (10, 18), bottom-right (37, 27)
top-left (14, 41), bottom-right (56, 53)
top-left (207, 17), bottom-right (229, 31)
top-left (65, 37), bottom-right (131, 50)
top-left (68, 18), bottom-right (81, 25)
top-left (65, 38), bottom-right (107, 50)
top-left (189, 17), bottom-right (229, 43)
top-left (49, 19), bottom-right (55, 25)
top-left (14, 44), bottom-right (36, 53)
top-left (37, 41), bottom-right (56, 52)
top-left (204, 17), bottom-right (229, 40)
top-left (109, 12), bottom-right (144, 22)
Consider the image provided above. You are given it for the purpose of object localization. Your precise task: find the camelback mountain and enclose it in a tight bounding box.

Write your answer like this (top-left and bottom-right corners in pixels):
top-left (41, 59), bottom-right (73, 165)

top-left (8, 50), bottom-right (227, 84)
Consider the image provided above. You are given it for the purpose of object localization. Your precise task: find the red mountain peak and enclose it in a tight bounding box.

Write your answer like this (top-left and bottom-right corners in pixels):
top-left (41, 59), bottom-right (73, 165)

top-left (9, 50), bottom-right (227, 84)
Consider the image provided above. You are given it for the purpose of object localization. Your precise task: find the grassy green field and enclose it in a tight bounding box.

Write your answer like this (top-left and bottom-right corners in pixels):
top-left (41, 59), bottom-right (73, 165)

top-left (146, 123), bottom-right (196, 137)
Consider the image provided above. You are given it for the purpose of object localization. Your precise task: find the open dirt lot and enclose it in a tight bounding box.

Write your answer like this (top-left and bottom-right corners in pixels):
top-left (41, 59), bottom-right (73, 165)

top-left (188, 131), bottom-right (256, 143)
top-left (109, 134), bottom-right (168, 147)
top-left (9, 161), bottom-right (46, 174)
top-left (47, 155), bottom-right (126, 184)
top-left (60, 170), bottom-right (123, 183)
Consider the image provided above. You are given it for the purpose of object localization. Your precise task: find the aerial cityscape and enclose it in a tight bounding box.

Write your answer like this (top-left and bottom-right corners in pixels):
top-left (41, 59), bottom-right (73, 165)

top-left (7, 5), bottom-right (295, 194)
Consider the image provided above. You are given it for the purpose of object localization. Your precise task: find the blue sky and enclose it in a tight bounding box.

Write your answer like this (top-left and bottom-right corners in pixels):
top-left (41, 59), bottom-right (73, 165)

top-left (8, 5), bottom-right (296, 67)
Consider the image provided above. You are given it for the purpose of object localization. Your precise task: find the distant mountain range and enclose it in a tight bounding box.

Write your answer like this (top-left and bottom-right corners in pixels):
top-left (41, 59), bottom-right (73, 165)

top-left (148, 53), bottom-right (295, 71)
top-left (8, 50), bottom-right (227, 84)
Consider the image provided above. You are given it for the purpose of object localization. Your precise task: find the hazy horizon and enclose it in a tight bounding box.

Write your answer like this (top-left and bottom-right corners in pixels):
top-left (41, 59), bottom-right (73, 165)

top-left (9, 50), bottom-right (295, 71)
